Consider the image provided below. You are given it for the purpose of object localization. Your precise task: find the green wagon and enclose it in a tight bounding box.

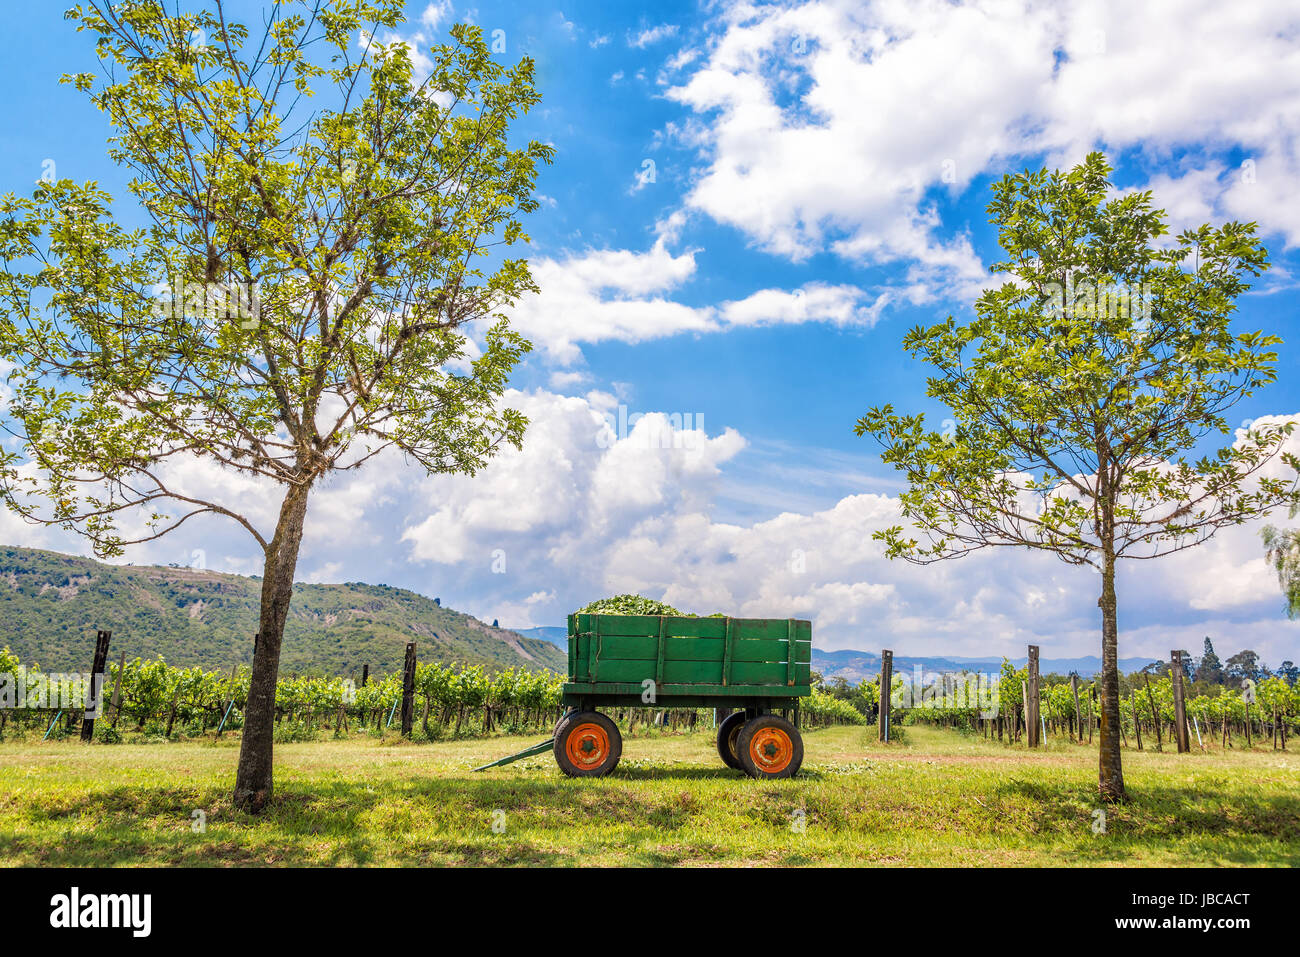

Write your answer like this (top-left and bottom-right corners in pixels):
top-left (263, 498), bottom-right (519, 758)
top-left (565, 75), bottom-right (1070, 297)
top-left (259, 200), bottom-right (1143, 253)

top-left (487, 613), bottom-right (812, 779)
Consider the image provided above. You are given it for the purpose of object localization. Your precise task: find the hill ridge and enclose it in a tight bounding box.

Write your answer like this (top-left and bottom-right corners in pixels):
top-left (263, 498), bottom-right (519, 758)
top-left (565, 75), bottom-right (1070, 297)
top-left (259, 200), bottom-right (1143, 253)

top-left (0, 545), bottom-right (565, 676)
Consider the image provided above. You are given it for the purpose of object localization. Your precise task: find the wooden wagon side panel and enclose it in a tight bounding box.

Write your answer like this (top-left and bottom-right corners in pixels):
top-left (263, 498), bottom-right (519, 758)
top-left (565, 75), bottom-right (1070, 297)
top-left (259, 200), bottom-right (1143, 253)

top-left (567, 614), bottom-right (811, 691)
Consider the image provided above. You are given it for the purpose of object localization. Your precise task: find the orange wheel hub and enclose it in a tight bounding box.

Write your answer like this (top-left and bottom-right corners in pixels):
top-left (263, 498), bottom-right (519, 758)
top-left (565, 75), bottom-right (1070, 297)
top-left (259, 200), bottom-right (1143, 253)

top-left (748, 727), bottom-right (793, 774)
top-left (564, 722), bottom-right (610, 769)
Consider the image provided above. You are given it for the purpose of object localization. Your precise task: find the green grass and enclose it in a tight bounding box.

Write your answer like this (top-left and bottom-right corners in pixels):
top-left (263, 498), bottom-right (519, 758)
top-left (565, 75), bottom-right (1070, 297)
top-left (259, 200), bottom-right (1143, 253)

top-left (1, 724), bottom-right (1296, 866)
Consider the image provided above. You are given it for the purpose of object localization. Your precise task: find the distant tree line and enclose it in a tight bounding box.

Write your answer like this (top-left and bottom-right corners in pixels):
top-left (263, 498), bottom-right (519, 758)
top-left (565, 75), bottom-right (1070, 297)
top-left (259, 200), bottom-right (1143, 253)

top-left (1143, 636), bottom-right (1297, 687)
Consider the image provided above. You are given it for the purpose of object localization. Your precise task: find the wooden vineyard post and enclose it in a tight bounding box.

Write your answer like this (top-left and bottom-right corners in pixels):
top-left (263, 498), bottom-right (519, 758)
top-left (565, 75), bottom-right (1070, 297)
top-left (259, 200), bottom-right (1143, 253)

top-left (1132, 691), bottom-right (1142, 750)
top-left (400, 642), bottom-right (417, 737)
top-left (1070, 674), bottom-right (1082, 743)
top-left (358, 665), bottom-right (369, 729)
top-left (109, 651), bottom-right (126, 729)
top-left (1088, 687), bottom-right (1094, 743)
top-left (878, 650), bottom-right (893, 742)
top-left (81, 629), bottom-right (112, 742)
top-left (1025, 646), bottom-right (1040, 748)
top-left (1143, 674), bottom-right (1162, 752)
top-left (1171, 650), bottom-right (1190, 753)
top-left (1245, 698), bottom-right (1252, 750)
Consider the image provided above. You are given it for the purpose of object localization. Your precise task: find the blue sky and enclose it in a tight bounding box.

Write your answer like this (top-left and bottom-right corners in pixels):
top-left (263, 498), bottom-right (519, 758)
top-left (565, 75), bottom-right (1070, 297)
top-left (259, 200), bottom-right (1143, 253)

top-left (3, 1), bottom-right (1300, 665)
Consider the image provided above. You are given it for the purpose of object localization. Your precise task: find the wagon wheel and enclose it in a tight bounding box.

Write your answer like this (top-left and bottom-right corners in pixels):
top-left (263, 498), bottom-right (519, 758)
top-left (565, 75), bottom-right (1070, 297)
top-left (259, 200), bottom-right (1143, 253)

top-left (716, 710), bottom-right (747, 771)
top-left (552, 708), bottom-right (577, 738)
top-left (553, 710), bottom-right (622, 777)
top-left (736, 714), bottom-right (803, 779)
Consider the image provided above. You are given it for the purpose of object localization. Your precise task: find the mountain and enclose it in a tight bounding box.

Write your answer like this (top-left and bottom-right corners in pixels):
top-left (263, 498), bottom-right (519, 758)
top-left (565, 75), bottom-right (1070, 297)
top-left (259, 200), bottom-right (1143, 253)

top-left (0, 546), bottom-right (566, 676)
top-left (511, 625), bottom-right (569, 648)
top-left (811, 648), bottom-right (1159, 684)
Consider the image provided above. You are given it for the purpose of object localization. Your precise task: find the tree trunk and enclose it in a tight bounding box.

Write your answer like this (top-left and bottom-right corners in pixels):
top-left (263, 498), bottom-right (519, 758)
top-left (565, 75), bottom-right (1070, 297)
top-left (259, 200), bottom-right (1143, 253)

top-left (1097, 541), bottom-right (1127, 802)
top-left (232, 478), bottom-right (312, 813)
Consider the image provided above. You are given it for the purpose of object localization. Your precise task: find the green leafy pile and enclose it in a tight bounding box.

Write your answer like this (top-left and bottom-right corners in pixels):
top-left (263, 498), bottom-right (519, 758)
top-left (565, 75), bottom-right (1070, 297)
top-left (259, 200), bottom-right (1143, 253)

top-left (576, 595), bottom-right (731, 618)
top-left (577, 594), bottom-right (686, 616)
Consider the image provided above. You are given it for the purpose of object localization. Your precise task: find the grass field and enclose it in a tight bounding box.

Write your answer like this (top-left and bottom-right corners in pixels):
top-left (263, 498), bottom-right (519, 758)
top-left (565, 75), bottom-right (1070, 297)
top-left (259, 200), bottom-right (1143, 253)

top-left (1, 724), bottom-right (1296, 866)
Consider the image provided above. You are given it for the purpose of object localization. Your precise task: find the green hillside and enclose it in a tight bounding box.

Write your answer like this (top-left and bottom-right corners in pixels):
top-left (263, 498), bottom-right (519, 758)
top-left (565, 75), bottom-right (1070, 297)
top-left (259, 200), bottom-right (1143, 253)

top-left (0, 546), bottom-right (565, 677)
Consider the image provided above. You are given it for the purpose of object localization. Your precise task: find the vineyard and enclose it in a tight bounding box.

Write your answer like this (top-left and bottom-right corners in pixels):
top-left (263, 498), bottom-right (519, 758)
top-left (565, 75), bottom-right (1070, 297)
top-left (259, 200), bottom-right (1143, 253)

top-left (0, 648), bottom-right (864, 742)
top-left (854, 661), bottom-right (1298, 750)
top-left (2, 647), bottom-right (1296, 868)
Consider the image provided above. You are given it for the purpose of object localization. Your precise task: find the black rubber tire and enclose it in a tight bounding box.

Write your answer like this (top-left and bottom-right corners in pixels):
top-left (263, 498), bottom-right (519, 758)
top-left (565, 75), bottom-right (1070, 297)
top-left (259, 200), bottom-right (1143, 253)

top-left (736, 714), bottom-right (803, 779)
top-left (716, 710), bottom-right (747, 771)
top-left (553, 710), bottom-right (622, 777)
top-left (553, 708), bottom-right (576, 739)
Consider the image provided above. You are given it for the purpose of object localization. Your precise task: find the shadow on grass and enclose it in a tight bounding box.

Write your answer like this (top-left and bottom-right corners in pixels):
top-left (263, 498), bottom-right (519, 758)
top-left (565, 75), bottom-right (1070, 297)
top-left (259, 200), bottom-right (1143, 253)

top-left (608, 765), bottom-right (740, 781)
top-left (991, 777), bottom-right (1300, 864)
top-left (6, 754), bottom-right (1296, 867)
top-left (0, 769), bottom-right (760, 867)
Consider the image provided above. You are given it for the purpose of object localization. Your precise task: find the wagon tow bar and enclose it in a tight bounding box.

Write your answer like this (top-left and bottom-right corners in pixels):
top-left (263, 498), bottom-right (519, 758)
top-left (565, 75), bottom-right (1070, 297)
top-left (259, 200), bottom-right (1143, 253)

top-left (472, 737), bottom-right (555, 771)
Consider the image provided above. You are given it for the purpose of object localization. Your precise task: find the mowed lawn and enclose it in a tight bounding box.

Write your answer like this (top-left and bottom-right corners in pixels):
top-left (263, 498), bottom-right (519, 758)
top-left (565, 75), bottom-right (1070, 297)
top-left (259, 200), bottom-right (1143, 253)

top-left (0, 724), bottom-right (1296, 866)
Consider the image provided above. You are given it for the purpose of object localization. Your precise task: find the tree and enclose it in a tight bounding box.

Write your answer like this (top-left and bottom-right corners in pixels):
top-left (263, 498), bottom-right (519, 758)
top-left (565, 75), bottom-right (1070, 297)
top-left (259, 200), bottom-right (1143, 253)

top-left (0, 1), bottom-right (551, 811)
top-left (1225, 650), bottom-right (1261, 682)
top-left (825, 675), bottom-right (852, 699)
top-left (1262, 508), bottom-right (1300, 617)
top-left (1278, 660), bottom-right (1298, 685)
top-left (1199, 636), bottom-right (1223, 685)
top-left (857, 153), bottom-right (1299, 802)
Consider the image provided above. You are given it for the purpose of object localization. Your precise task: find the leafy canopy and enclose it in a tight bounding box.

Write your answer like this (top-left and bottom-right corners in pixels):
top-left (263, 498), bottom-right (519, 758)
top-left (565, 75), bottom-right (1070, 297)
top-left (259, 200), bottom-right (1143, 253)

top-left (857, 152), bottom-right (1298, 567)
top-left (576, 594), bottom-right (730, 618)
top-left (1261, 507), bottom-right (1300, 618)
top-left (0, 0), bottom-right (552, 554)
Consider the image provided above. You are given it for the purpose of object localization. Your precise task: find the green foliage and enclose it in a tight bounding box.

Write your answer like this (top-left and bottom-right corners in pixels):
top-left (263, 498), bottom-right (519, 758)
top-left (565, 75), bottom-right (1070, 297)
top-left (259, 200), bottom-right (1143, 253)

top-left (1225, 649), bottom-right (1263, 681)
top-left (574, 594), bottom-right (738, 618)
top-left (0, 1), bottom-right (551, 559)
top-left (802, 689), bottom-right (867, 727)
top-left (856, 152), bottom-right (1300, 798)
top-left (0, 644), bottom-right (565, 739)
top-left (858, 151), bottom-right (1297, 569)
top-left (896, 661), bottom-right (1300, 739)
top-left (577, 595), bottom-right (686, 616)
top-left (1262, 513), bottom-right (1300, 618)
top-left (1199, 636), bottom-right (1224, 684)
top-left (0, 545), bottom-right (564, 675)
